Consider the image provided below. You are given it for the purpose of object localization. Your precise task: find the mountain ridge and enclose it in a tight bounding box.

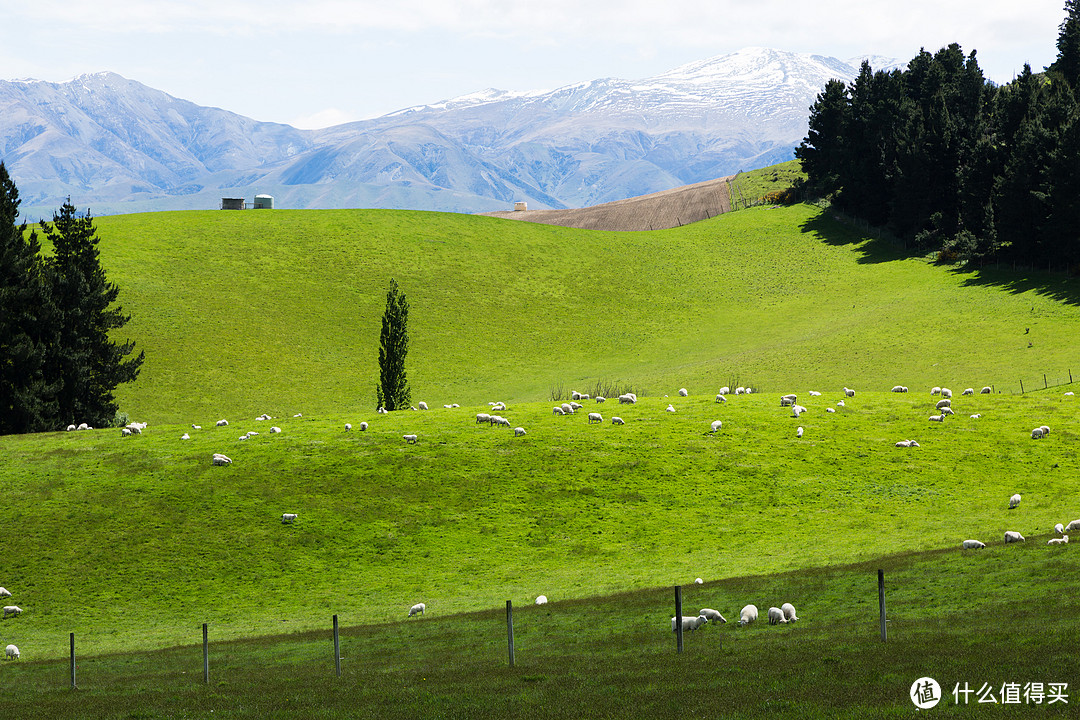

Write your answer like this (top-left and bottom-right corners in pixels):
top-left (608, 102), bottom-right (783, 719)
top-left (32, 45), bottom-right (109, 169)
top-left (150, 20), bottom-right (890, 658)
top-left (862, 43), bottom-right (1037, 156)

top-left (0, 48), bottom-right (904, 217)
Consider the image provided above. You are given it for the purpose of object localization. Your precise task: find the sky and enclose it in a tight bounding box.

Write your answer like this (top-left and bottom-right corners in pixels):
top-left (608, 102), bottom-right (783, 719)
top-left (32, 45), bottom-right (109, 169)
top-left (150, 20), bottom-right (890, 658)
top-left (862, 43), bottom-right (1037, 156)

top-left (3, 1), bottom-right (1069, 129)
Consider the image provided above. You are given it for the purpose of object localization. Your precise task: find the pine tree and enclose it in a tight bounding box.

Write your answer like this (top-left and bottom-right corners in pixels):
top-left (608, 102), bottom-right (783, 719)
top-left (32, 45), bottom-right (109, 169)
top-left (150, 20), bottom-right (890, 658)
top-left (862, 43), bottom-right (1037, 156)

top-left (0, 163), bottom-right (59, 434)
top-left (375, 278), bottom-right (410, 411)
top-left (40, 200), bottom-right (144, 427)
top-left (796, 78), bottom-right (849, 196)
top-left (1051, 0), bottom-right (1080, 90)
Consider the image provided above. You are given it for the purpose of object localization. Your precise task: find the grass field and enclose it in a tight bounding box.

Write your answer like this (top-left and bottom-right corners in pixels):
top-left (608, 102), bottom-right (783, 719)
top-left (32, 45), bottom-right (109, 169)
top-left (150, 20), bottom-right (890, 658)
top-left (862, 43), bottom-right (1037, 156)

top-left (4, 194), bottom-right (1079, 717)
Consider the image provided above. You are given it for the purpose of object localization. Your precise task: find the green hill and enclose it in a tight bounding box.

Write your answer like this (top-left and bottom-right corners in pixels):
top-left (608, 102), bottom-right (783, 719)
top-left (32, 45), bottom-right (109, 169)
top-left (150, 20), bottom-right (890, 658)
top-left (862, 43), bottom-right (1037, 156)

top-left (90, 203), bottom-right (1080, 425)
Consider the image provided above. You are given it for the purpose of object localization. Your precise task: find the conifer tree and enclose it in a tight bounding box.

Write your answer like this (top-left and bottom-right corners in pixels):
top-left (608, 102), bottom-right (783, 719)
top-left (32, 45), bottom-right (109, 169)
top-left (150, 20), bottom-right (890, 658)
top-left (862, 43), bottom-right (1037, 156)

top-left (375, 277), bottom-right (410, 411)
top-left (0, 163), bottom-right (59, 434)
top-left (1051, 0), bottom-right (1080, 90)
top-left (40, 200), bottom-right (144, 427)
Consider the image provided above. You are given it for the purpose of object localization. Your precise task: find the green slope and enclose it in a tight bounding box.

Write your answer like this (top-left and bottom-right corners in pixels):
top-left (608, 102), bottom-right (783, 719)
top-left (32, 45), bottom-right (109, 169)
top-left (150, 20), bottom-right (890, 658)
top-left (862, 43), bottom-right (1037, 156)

top-left (89, 204), bottom-right (1080, 426)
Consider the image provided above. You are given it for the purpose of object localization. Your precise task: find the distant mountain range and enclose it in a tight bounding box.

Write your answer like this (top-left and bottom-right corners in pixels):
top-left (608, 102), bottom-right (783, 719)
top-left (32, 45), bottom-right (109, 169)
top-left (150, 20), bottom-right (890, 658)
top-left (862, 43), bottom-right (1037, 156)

top-left (0, 48), bottom-right (904, 218)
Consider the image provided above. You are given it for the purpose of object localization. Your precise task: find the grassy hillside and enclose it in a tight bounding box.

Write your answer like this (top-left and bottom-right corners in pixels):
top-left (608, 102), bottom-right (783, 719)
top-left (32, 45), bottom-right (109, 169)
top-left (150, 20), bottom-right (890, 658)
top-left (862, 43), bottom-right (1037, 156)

top-left (89, 203), bottom-right (1080, 426)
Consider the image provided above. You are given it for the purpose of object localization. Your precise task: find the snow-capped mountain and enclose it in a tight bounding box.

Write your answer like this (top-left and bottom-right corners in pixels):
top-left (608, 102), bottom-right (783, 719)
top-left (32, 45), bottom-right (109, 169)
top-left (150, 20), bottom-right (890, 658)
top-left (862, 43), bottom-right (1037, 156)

top-left (0, 48), bottom-right (903, 217)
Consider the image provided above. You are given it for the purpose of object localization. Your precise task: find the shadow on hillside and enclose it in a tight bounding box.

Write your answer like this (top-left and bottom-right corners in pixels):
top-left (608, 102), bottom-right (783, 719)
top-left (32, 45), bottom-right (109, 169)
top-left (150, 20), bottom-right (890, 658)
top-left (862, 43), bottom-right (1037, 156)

top-left (950, 265), bottom-right (1080, 307)
top-left (798, 210), bottom-right (906, 264)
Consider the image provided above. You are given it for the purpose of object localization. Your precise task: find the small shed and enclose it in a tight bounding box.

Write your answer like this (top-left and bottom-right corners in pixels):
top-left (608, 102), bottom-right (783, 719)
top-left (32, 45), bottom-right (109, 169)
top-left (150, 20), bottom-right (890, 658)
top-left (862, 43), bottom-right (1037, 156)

top-left (221, 198), bottom-right (246, 210)
top-left (514, 201), bottom-right (528, 212)
top-left (253, 194), bottom-right (274, 209)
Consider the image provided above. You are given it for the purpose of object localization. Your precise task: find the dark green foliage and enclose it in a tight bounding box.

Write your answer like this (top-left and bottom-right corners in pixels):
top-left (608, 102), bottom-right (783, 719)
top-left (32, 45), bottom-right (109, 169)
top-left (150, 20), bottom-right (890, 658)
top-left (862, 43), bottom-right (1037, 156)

top-left (375, 277), bottom-right (410, 411)
top-left (799, 6), bottom-right (1080, 269)
top-left (0, 163), bottom-right (59, 434)
top-left (38, 200), bottom-right (144, 428)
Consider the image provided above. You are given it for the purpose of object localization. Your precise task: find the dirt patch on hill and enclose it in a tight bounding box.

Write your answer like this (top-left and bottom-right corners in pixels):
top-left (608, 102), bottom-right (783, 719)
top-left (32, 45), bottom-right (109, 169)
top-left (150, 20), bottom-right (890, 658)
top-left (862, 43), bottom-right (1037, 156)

top-left (481, 175), bottom-right (733, 232)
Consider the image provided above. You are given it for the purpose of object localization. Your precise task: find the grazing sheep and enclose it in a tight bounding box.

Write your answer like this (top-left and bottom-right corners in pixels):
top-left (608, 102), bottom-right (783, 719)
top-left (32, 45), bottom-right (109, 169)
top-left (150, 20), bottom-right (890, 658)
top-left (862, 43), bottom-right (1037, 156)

top-left (941, 388), bottom-right (953, 399)
top-left (929, 414), bottom-right (945, 422)
top-left (962, 388), bottom-right (975, 396)
top-left (121, 428), bottom-right (132, 437)
top-left (1048, 536), bottom-right (1069, 545)
top-left (596, 396), bottom-right (606, 404)
top-left (809, 390), bottom-right (822, 396)
top-left (1004, 531), bottom-right (1025, 543)
top-left (403, 434), bottom-right (418, 444)
top-left (781, 603), bottom-right (799, 622)
top-left (694, 578), bottom-right (704, 585)
top-left (2, 606), bottom-right (21, 619)
top-left (618, 394), bottom-right (636, 404)
top-left (666, 404), bottom-right (676, 413)
top-left (826, 407), bottom-right (836, 413)
top-left (796, 426), bottom-right (804, 438)
top-left (962, 540), bottom-right (986, 550)
top-left (1009, 494), bottom-right (1022, 509)
top-left (1055, 523), bottom-right (1065, 535)
top-left (0, 588), bottom-right (9, 599)
top-left (711, 420), bottom-right (723, 433)
top-left (271, 426), bottom-right (282, 433)
top-left (970, 414), bottom-right (982, 419)
top-left (256, 414), bottom-right (271, 421)
top-left (490, 402), bottom-right (506, 412)
top-left (571, 391), bottom-right (583, 401)
top-left (444, 404), bottom-right (453, 409)
top-left (561, 403), bottom-right (574, 415)
top-left (212, 453), bottom-right (232, 466)
top-left (192, 424), bottom-right (202, 430)
top-left (981, 387), bottom-right (992, 394)
top-left (738, 604), bottom-right (758, 626)
top-left (718, 387), bottom-right (730, 396)
top-left (715, 394), bottom-right (727, 403)
top-left (735, 387), bottom-right (746, 395)
top-left (1032, 427), bottom-right (1045, 439)
top-left (891, 386), bottom-right (906, 393)
top-left (941, 407), bottom-right (955, 416)
top-left (780, 394), bottom-right (797, 406)
top-left (699, 608), bottom-right (726, 623)
top-left (1066, 392), bottom-right (1075, 397)
top-left (768, 607), bottom-right (788, 625)
top-left (1040, 425), bottom-right (1051, 436)
top-left (931, 387), bottom-right (941, 396)
top-left (552, 406), bottom-right (565, 416)
top-left (5, 644), bottom-right (18, 660)
top-left (408, 603), bottom-right (426, 617)
top-left (936, 399), bottom-right (951, 409)
top-left (536, 595), bottom-right (548, 605)
top-left (1064, 520), bottom-right (1080, 533)
top-left (612, 417), bottom-right (625, 425)
top-left (377, 407), bottom-right (388, 414)
top-left (66, 424), bottom-right (76, 431)
top-left (588, 412), bottom-right (603, 424)
top-left (843, 387), bottom-right (855, 397)
top-left (792, 404), bottom-right (807, 417)
top-left (181, 433), bottom-right (190, 440)
top-left (477, 413), bottom-right (492, 424)
top-left (216, 419), bottom-right (228, 427)
top-left (836, 400), bottom-right (845, 407)
top-left (894, 439), bottom-right (920, 447)
top-left (77, 423), bottom-right (90, 430)
top-left (491, 415), bottom-right (511, 428)
top-left (679, 388), bottom-right (688, 397)
top-left (514, 427), bottom-right (527, 437)
top-left (418, 402), bottom-right (428, 410)
top-left (294, 413), bottom-right (303, 418)
top-left (282, 513), bottom-right (298, 524)
top-left (344, 423), bottom-right (352, 431)
top-left (671, 615), bottom-right (709, 633)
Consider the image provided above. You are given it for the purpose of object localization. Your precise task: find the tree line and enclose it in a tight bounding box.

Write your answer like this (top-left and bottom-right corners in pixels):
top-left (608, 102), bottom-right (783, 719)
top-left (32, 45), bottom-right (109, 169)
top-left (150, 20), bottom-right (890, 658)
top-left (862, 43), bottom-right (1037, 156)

top-left (0, 163), bottom-right (144, 435)
top-left (797, 2), bottom-right (1080, 269)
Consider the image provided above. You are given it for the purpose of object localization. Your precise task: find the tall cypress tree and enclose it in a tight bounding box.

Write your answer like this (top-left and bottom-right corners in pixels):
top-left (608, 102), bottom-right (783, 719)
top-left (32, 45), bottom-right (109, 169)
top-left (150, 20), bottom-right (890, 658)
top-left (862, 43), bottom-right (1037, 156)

top-left (0, 163), bottom-right (59, 434)
top-left (40, 200), bottom-right (144, 427)
top-left (375, 277), bottom-right (410, 411)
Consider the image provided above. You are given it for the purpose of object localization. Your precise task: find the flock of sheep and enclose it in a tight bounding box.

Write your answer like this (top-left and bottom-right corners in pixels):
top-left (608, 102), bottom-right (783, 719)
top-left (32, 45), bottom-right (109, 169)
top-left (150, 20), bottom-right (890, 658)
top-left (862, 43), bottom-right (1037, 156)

top-left (1, 586), bottom-right (21, 660)
top-left (673, 601), bottom-right (800, 634)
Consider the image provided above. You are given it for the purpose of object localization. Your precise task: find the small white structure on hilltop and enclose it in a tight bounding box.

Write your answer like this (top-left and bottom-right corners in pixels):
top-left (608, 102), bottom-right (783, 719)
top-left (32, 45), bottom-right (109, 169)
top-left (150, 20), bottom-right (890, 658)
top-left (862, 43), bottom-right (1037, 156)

top-left (514, 201), bottom-right (527, 211)
top-left (253, 194), bottom-right (274, 209)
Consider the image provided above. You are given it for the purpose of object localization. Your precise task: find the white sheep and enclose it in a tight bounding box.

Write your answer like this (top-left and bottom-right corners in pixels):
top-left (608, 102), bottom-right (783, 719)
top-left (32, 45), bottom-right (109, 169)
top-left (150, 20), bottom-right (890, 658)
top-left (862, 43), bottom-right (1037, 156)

top-left (192, 424), bottom-right (202, 430)
top-left (826, 407), bottom-right (835, 413)
top-left (612, 417), bottom-right (625, 425)
top-left (492, 416), bottom-right (511, 428)
top-left (181, 433), bottom-right (190, 440)
top-left (836, 400), bottom-right (845, 407)
top-left (718, 387), bottom-right (730, 396)
top-left (552, 406), bottom-right (565, 415)
top-left (891, 386), bottom-right (905, 393)
top-left (618, 394), bottom-right (636, 404)
top-left (121, 428), bottom-right (132, 437)
top-left (768, 607), bottom-right (788, 625)
top-left (792, 404), bottom-right (807, 417)
top-left (931, 387), bottom-right (941, 395)
top-left (477, 412), bottom-right (491, 423)
top-left (666, 404), bottom-right (676, 413)
top-left (1064, 519), bottom-right (1080, 533)
top-left (282, 513), bottom-right (298, 524)
top-left (77, 423), bottom-right (90, 430)
top-left (571, 391), bottom-right (582, 401)
top-left (796, 426), bottom-right (804, 438)
top-left (212, 453), bottom-right (232, 466)
top-left (569, 402), bottom-right (583, 412)
top-left (514, 427), bottom-right (527, 437)
top-left (711, 420), bottom-right (723, 433)
top-left (1040, 425), bottom-right (1051, 436)
top-left (535, 595), bottom-right (548, 605)
top-left (1004, 531), bottom-right (1025, 543)
top-left (1009, 493), bottom-right (1022, 509)
top-left (981, 386), bottom-right (992, 394)
top-left (408, 602), bottom-right (426, 617)
top-left (490, 402), bottom-right (506, 412)
top-left (588, 412), bottom-right (603, 424)
top-left (679, 388), bottom-right (688, 397)
top-left (1066, 392), bottom-right (1076, 397)
top-left (5, 644), bottom-right (18, 660)
top-left (561, 403), bottom-right (574, 415)
top-left (444, 404), bottom-right (453, 409)
top-left (0, 588), bottom-right (9, 599)
top-left (941, 407), bottom-right (955, 416)
top-left (970, 414), bottom-right (982, 419)
top-left (809, 390), bottom-right (822, 396)
top-left (894, 439), bottom-right (920, 447)
top-left (345, 423), bottom-right (352, 431)
top-left (1032, 427), bottom-right (1045, 439)
top-left (294, 413), bottom-right (303, 418)
top-left (844, 387), bottom-right (855, 397)
top-left (403, 434), bottom-right (418, 444)
top-left (216, 419), bottom-right (228, 427)
top-left (2, 605), bottom-right (21, 619)
top-left (694, 578), bottom-right (704, 585)
top-left (418, 402), bottom-right (428, 410)
top-left (66, 424), bottom-right (76, 431)
top-left (941, 388), bottom-right (953, 399)
top-left (781, 603), bottom-right (799, 622)
top-left (671, 615), bottom-right (708, 633)
top-left (738, 604), bottom-right (758, 626)
top-left (780, 394), bottom-right (797, 406)
top-left (962, 539), bottom-right (986, 550)
top-left (715, 394), bottom-right (726, 403)
top-left (929, 415), bottom-right (945, 422)
top-left (271, 426), bottom-right (282, 433)
top-left (962, 388), bottom-right (975, 396)
top-left (377, 407), bottom-right (388, 414)
top-left (1048, 536), bottom-right (1069, 545)
top-left (699, 608), bottom-right (727, 623)
top-left (735, 387), bottom-right (745, 395)
top-left (1055, 523), bottom-right (1065, 535)
top-left (936, 399), bottom-right (951, 409)
top-left (596, 396), bottom-right (606, 404)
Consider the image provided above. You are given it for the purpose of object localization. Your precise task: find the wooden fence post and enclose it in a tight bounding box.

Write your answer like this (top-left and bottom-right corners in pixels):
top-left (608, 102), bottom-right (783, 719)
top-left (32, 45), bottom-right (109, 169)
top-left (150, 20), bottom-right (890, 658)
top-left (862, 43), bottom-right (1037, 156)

top-left (203, 623), bottom-right (209, 684)
top-left (675, 585), bottom-right (683, 653)
top-left (506, 600), bottom-right (515, 667)
top-left (1020, 379), bottom-right (1025, 394)
top-left (333, 614), bottom-right (341, 678)
top-left (70, 632), bottom-right (76, 689)
top-left (878, 570), bottom-right (887, 642)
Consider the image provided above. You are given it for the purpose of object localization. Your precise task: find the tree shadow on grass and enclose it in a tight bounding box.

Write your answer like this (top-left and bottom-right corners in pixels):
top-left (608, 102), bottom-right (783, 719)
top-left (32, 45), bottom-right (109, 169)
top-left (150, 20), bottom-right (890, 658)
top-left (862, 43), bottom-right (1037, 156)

top-left (799, 209), bottom-right (907, 264)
